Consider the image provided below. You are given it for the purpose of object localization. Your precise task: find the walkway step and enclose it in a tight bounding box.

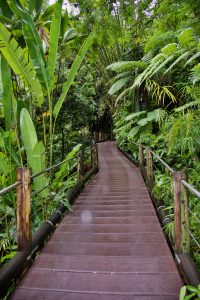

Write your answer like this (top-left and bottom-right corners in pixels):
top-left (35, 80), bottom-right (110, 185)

top-left (73, 204), bottom-right (154, 210)
top-left (32, 254), bottom-right (179, 273)
top-left (11, 270), bottom-right (181, 295)
top-left (10, 290), bottom-right (180, 300)
top-left (69, 209), bottom-right (156, 217)
top-left (62, 216), bottom-right (158, 225)
top-left (57, 223), bottom-right (163, 233)
top-left (44, 242), bottom-right (170, 256)
top-left (50, 232), bottom-right (164, 243)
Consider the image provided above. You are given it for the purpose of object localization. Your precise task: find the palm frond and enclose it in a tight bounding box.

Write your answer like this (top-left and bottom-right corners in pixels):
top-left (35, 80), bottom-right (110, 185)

top-left (106, 61), bottom-right (147, 73)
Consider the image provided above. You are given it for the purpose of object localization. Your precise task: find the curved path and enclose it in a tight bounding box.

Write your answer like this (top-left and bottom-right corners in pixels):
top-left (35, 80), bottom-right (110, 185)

top-left (11, 141), bottom-right (182, 299)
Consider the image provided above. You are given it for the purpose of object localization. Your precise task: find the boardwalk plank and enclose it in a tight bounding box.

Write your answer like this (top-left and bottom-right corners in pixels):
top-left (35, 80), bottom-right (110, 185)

top-left (10, 141), bottom-right (182, 299)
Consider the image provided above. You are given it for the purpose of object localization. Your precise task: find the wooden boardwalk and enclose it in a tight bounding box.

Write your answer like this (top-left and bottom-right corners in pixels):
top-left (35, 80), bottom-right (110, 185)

top-left (11, 141), bottom-right (182, 299)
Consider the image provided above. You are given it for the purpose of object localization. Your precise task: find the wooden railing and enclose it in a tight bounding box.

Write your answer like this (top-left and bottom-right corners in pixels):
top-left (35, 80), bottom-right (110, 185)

top-left (120, 141), bottom-right (200, 286)
top-left (94, 131), bottom-right (111, 143)
top-left (0, 141), bottom-right (98, 298)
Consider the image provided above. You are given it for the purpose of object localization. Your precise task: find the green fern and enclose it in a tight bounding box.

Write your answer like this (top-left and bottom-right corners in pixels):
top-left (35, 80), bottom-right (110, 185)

top-left (108, 77), bottom-right (130, 95)
top-left (106, 61), bottom-right (147, 73)
top-left (178, 28), bottom-right (196, 49)
top-left (189, 64), bottom-right (200, 84)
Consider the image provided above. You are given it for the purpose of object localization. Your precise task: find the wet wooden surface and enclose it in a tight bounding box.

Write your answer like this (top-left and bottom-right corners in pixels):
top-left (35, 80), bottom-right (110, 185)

top-left (11, 141), bottom-right (182, 299)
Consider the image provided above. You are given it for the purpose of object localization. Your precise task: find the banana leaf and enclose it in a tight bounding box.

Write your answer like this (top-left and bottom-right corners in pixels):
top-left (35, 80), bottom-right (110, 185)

top-left (0, 23), bottom-right (43, 106)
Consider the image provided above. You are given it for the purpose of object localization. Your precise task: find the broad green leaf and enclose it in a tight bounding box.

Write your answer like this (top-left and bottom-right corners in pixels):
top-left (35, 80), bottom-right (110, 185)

top-left (184, 294), bottom-right (196, 300)
top-left (0, 23), bottom-right (43, 106)
top-left (66, 144), bottom-right (82, 160)
top-left (55, 144), bottom-right (82, 179)
top-left (0, 56), bottom-right (12, 130)
top-left (108, 77), bottom-right (130, 95)
top-left (108, 71), bottom-right (130, 85)
top-left (48, 0), bottom-right (63, 89)
top-left (30, 142), bottom-right (49, 198)
top-left (60, 11), bottom-right (68, 37)
top-left (179, 286), bottom-right (186, 300)
top-left (137, 117), bottom-right (150, 127)
top-left (124, 111), bottom-right (146, 121)
top-left (147, 109), bottom-right (166, 122)
top-left (186, 285), bottom-right (199, 293)
top-left (9, 1), bottom-right (49, 92)
top-left (128, 126), bottom-right (139, 138)
top-left (53, 32), bottom-right (95, 119)
top-left (20, 108), bottom-right (38, 162)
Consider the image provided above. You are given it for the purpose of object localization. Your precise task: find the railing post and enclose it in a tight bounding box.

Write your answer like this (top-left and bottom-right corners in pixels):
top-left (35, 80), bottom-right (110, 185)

top-left (138, 144), bottom-right (144, 166)
top-left (181, 169), bottom-right (190, 254)
top-left (91, 139), bottom-right (98, 167)
top-left (173, 171), bottom-right (182, 253)
top-left (146, 150), bottom-right (153, 188)
top-left (94, 131), bottom-right (98, 143)
top-left (77, 149), bottom-right (84, 181)
top-left (16, 167), bottom-right (31, 252)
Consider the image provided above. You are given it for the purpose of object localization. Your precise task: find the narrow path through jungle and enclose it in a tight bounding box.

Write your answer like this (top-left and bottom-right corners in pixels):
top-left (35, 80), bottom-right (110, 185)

top-left (11, 141), bottom-right (182, 300)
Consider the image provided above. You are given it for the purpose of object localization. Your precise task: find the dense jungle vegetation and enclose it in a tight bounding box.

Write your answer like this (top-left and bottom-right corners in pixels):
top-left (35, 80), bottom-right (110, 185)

top-left (0, 0), bottom-right (200, 290)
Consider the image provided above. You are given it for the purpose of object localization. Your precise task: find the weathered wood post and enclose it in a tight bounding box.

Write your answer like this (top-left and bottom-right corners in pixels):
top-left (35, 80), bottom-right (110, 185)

top-left (146, 150), bottom-right (153, 189)
top-left (94, 131), bottom-right (98, 143)
top-left (138, 144), bottom-right (144, 166)
top-left (77, 149), bottom-right (84, 181)
top-left (181, 169), bottom-right (190, 254)
top-left (173, 171), bottom-right (182, 253)
top-left (16, 168), bottom-right (31, 252)
top-left (91, 139), bottom-right (98, 167)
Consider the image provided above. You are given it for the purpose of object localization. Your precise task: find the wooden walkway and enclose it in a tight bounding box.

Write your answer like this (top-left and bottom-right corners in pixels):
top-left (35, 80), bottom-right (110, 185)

top-left (11, 141), bottom-right (182, 300)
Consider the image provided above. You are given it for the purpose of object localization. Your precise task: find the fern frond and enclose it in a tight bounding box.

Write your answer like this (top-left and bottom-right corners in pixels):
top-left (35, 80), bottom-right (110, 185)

top-left (174, 101), bottom-right (200, 112)
top-left (164, 51), bottom-right (190, 74)
top-left (108, 71), bottom-right (130, 85)
top-left (161, 43), bottom-right (178, 56)
top-left (178, 28), bottom-right (196, 49)
top-left (146, 80), bottom-right (177, 105)
top-left (189, 64), bottom-right (200, 84)
top-left (184, 52), bottom-right (200, 66)
top-left (115, 86), bottom-right (131, 106)
top-left (108, 77), bottom-right (130, 95)
top-left (106, 61), bottom-right (147, 73)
